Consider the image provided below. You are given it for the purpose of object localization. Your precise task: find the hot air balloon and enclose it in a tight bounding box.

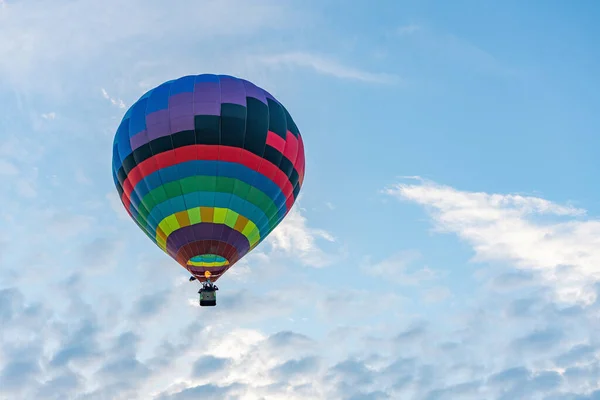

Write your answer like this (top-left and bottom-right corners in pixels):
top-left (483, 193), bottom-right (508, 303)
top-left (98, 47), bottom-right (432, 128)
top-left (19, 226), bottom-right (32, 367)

top-left (111, 74), bottom-right (306, 306)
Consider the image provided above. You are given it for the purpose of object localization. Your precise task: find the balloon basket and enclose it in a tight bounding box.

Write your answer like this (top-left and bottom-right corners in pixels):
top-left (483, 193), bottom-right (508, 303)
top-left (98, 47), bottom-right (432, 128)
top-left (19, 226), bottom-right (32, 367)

top-left (199, 288), bottom-right (217, 307)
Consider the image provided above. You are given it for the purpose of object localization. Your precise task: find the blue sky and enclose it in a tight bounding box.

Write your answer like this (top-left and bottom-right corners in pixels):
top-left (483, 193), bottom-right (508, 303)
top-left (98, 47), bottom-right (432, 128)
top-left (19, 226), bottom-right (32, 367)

top-left (1, 0), bottom-right (600, 398)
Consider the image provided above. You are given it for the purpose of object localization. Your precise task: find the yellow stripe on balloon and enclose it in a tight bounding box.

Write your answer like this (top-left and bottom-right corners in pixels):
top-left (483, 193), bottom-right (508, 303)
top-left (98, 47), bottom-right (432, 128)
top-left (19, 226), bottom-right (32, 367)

top-left (155, 207), bottom-right (261, 252)
top-left (187, 260), bottom-right (230, 267)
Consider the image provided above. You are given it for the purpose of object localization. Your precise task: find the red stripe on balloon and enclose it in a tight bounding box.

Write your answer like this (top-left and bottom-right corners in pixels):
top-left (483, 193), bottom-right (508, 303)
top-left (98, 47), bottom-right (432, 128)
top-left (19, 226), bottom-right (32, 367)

top-left (266, 131), bottom-right (286, 153)
top-left (283, 130), bottom-right (299, 164)
top-left (121, 144), bottom-right (296, 210)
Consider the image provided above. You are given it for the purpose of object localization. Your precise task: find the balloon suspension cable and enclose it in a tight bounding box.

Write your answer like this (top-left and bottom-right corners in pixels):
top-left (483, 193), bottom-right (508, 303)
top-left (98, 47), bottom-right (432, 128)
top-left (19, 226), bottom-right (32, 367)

top-left (199, 271), bottom-right (218, 290)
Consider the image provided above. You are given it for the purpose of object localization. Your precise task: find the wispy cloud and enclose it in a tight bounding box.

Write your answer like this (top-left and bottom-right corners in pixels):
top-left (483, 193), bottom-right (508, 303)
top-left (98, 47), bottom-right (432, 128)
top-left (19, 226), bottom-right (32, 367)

top-left (384, 180), bottom-right (598, 304)
top-left (253, 52), bottom-right (400, 84)
top-left (267, 203), bottom-right (339, 267)
top-left (101, 88), bottom-right (126, 109)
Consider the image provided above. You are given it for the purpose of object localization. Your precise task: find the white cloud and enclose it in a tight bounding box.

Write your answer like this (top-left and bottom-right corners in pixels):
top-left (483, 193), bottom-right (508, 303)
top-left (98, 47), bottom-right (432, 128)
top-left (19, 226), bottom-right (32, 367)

top-left (253, 52), bottom-right (400, 84)
top-left (101, 88), bottom-right (126, 109)
top-left (3, 257), bottom-right (600, 399)
top-left (267, 204), bottom-right (338, 267)
top-left (384, 180), bottom-right (600, 304)
top-left (41, 112), bottom-right (56, 120)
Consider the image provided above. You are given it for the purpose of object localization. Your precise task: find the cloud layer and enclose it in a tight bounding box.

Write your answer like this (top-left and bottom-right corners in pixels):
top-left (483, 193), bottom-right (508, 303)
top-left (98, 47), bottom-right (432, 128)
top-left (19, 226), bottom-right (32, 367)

top-left (3, 179), bottom-right (600, 399)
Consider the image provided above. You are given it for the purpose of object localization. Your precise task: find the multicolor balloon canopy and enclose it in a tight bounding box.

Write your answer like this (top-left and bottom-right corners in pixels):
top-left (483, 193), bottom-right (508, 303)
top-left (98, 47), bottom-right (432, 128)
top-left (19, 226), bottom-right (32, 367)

top-left (111, 74), bottom-right (305, 282)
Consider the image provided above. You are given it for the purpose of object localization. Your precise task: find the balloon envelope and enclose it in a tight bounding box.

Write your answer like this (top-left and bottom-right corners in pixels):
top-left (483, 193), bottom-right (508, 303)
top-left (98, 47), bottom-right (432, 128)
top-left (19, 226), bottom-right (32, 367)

top-left (112, 74), bottom-right (305, 281)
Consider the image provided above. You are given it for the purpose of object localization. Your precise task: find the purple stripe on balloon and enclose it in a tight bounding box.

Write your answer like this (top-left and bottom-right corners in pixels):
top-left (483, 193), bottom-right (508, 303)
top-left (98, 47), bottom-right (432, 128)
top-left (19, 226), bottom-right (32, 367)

top-left (192, 100), bottom-right (220, 116)
top-left (169, 92), bottom-right (193, 108)
top-left (263, 90), bottom-right (278, 103)
top-left (146, 108), bottom-right (169, 126)
top-left (169, 103), bottom-right (193, 119)
top-left (242, 79), bottom-right (267, 104)
top-left (218, 214), bottom-right (253, 259)
top-left (166, 223), bottom-right (250, 257)
top-left (170, 116), bottom-right (195, 133)
top-left (194, 82), bottom-right (220, 103)
top-left (147, 126), bottom-right (171, 141)
top-left (130, 129), bottom-right (149, 151)
top-left (219, 76), bottom-right (246, 106)
top-left (193, 81), bottom-right (221, 116)
top-left (226, 233), bottom-right (251, 261)
top-left (146, 109), bottom-right (171, 141)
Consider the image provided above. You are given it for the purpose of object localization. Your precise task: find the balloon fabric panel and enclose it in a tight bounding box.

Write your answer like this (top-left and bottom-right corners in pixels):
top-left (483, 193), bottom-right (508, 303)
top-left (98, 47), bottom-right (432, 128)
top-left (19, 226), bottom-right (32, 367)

top-left (112, 75), bottom-right (305, 281)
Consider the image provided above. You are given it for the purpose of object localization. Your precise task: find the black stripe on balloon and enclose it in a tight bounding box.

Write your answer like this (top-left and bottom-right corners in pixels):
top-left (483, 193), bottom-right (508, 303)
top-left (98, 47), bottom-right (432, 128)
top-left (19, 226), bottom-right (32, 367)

top-left (293, 183), bottom-right (301, 199)
top-left (267, 98), bottom-right (299, 213)
top-left (262, 145), bottom-right (283, 168)
top-left (172, 129), bottom-right (196, 148)
top-left (283, 107), bottom-right (299, 137)
top-left (117, 168), bottom-right (127, 187)
top-left (279, 156), bottom-right (294, 181)
top-left (194, 115), bottom-right (220, 145)
top-left (243, 98), bottom-right (269, 157)
top-left (114, 101), bottom-right (302, 194)
top-left (115, 181), bottom-right (124, 198)
top-left (289, 168), bottom-right (299, 189)
top-left (267, 98), bottom-right (287, 140)
top-left (220, 104), bottom-right (246, 148)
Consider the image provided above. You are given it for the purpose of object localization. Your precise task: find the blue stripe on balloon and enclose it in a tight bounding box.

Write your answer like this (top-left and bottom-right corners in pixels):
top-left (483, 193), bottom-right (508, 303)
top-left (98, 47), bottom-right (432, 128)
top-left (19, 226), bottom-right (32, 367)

top-left (112, 169), bottom-right (119, 189)
top-left (128, 98), bottom-right (148, 138)
top-left (143, 192), bottom-right (270, 238)
top-left (146, 82), bottom-right (171, 114)
top-left (112, 142), bottom-right (122, 175)
top-left (191, 254), bottom-right (227, 263)
top-left (129, 160), bottom-right (287, 213)
top-left (170, 75), bottom-right (196, 95)
top-left (116, 119), bottom-right (132, 160)
top-left (194, 74), bottom-right (219, 83)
